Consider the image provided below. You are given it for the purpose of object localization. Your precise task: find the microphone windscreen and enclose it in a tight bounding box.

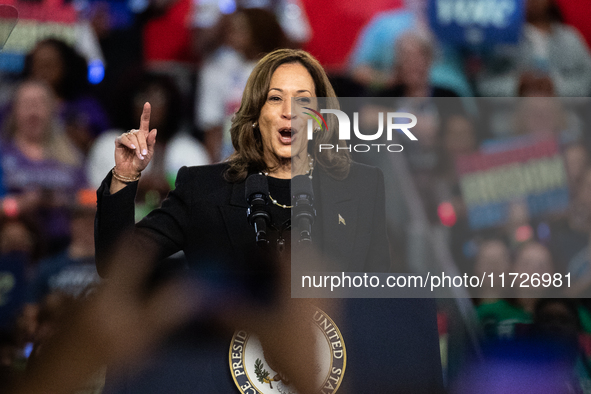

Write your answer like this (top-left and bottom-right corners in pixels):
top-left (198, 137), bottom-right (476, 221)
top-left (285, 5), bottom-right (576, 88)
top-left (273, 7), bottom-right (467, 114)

top-left (291, 175), bottom-right (313, 199)
top-left (245, 174), bottom-right (269, 200)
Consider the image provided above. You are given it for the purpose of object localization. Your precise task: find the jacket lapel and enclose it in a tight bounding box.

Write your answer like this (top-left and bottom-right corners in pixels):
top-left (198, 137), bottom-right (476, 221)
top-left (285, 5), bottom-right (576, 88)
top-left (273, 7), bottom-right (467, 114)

top-left (314, 169), bottom-right (359, 271)
top-left (219, 180), bottom-right (254, 247)
top-left (219, 171), bottom-right (365, 270)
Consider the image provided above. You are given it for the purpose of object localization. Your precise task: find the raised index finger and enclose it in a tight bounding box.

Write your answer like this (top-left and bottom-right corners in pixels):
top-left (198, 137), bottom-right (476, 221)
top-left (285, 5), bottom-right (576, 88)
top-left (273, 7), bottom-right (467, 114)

top-left (139, 102), bottom-right (151, 135)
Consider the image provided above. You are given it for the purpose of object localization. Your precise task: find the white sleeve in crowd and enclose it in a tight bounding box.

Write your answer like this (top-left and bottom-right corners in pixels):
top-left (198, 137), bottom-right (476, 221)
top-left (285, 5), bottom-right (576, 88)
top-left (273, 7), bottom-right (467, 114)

top-left (278, 0), bottom-right (312, 44)
top-left (86, 130), bottom-right (121, 189)
top-left (191, 0), bottom-right (222, 29)
top-left (196, 59), bottom-right (226, 130)
top-left (74, 20), bottom-right (105, 64)
top-left (166, 133), bottom-right (211, 173)
top-left (190, 0), bottom-right (311, 44)
top-left (553, 26), bottom-right (591, 97)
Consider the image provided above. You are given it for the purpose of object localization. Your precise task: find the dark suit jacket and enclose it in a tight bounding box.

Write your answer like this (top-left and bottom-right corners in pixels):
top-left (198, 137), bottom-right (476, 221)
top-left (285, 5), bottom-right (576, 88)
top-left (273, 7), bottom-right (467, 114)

top-left (95, 162), bottom-right (443, 393)
top-left (95, 161), bottom-right (390, 276)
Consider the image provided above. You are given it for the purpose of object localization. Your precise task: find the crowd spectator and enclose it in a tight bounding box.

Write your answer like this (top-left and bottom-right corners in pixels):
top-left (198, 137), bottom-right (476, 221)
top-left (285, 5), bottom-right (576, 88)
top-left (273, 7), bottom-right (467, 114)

top-left (1, 1), bottom-right (591, 391)
top-left (548, 166), bottom-right (591, 298)
top-left (473, 239), bottom-right (511, 303)
top-left (88, 72), bottom-right (208, 219)
top-left (533, 298), bottom-right (591, 392)
top-left (0, 80), bottom-right (87, 253)
top-left (0, 239), bottom-right (29, 331)
top-left (511, 96), bottom-right (582, 145)
top-left (455, 298), bottom-right (591, 394)
top-left (23, 39), bottom-right (110, 155)
top-left (195, 7), bottom-right (288, 161)
top-left (348, 3), bottom-right (472, 96)
top-left (476, 0), bottom-right (591, 97)
top-left (27, 189), bottom-right (99, 305)
top-left (0, 227), bottom-right (39, 370)
top-left (476, 241), bottom-right (554, 341)
top-left (193, 0), bottom-right (311, 56)
top-left (564, 143), bottom-right (590, 194)
top-left (513, 241), bottom-right (555, 311)
top-left (373, 31), bottom-right (459, 98)
top-left (439, 114), bottom-right (478, 187)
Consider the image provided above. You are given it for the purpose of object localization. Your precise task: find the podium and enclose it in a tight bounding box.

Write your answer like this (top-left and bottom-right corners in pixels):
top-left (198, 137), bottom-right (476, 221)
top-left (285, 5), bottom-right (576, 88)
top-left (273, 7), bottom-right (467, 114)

top-left (103, 299), bottom-right (443, 394)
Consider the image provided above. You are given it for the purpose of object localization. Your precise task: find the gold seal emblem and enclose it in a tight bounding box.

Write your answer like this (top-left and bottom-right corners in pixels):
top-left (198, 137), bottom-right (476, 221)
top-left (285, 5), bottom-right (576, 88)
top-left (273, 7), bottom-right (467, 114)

top-left (229, 306), bottom-right (346, 394)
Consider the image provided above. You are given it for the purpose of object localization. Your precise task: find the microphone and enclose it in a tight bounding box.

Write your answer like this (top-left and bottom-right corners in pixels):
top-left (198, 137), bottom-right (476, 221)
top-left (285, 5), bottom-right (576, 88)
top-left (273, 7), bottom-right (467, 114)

top-left (245, 174), bottom-right (271, 246)
top-left (292, 175), bottom-right (315, 243)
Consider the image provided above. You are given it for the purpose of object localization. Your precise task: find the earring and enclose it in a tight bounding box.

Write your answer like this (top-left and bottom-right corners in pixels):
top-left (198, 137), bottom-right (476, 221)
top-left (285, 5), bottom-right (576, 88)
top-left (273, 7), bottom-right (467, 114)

top-left (252, 122), bottom-right (258, 129)
top-left (314, 127), bottom-right (321, 133)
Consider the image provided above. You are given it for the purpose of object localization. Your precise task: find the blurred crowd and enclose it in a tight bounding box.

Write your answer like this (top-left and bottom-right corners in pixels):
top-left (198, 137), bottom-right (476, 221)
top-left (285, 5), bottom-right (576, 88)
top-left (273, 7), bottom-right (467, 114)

top-left (0, 0), bottom-right (591, 392)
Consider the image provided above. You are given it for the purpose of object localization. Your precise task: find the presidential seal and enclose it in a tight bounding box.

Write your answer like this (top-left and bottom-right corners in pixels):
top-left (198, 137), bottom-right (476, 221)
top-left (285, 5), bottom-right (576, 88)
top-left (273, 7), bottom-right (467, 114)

top-left (229, 306), bottom-right (346, 394)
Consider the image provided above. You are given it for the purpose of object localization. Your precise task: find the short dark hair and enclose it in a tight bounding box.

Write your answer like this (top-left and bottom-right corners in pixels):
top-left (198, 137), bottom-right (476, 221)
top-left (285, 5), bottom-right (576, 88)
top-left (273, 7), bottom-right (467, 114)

top-left (534, 298), bottom-right (580, 330)
top-left (24, 38), bottom-right (89, 100)
top-left (240, 8), bottom-right (289, 58)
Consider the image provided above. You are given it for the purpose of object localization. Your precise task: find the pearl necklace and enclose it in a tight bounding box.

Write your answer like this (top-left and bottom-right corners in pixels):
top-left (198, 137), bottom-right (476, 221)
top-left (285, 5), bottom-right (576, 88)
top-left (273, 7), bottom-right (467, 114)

top-left (268, 193), bottom-right (292, 209)
top-left (263, 155), bottom-right (314, 209)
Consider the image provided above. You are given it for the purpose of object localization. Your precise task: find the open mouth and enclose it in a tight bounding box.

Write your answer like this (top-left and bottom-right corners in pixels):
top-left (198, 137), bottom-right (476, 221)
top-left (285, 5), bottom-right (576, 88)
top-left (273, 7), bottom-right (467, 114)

top-left (278, 127), bottom-right (293, 144)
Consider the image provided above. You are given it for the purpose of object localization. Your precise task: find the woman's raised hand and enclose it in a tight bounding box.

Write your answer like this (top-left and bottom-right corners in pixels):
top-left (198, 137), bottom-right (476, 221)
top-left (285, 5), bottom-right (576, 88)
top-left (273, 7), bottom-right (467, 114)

top-left (114, 102), bottom-right (157, 178)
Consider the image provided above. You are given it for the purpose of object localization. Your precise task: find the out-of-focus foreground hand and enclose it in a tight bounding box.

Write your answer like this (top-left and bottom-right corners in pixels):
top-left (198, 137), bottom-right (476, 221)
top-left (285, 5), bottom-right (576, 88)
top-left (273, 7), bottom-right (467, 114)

top-left (7, 239), bottom-right (202, 394)
top-left (6, 238), bottom-right (336, 394)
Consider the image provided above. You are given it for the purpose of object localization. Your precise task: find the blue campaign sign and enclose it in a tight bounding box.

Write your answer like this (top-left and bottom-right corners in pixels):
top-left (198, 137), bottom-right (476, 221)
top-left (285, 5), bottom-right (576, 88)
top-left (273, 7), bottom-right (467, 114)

top-left (427, 0), bottom-right (525, 46)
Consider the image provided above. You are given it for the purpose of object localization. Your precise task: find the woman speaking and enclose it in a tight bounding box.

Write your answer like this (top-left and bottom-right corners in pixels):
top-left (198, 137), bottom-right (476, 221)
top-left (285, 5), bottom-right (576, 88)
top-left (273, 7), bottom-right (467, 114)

top-left (96, 49), bottom-right (391, 276)
top-left (95, 49), bottom-right (442, 393)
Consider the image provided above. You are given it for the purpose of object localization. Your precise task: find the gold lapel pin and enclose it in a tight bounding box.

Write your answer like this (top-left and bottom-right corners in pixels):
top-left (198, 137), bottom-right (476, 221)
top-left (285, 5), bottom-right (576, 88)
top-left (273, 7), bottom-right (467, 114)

top-left (338, 214), bottom-right (346, 225)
